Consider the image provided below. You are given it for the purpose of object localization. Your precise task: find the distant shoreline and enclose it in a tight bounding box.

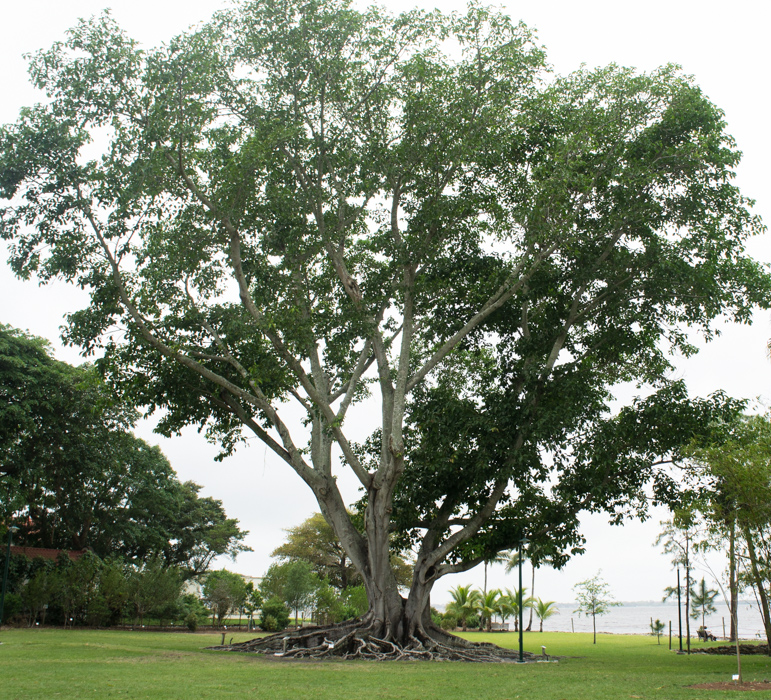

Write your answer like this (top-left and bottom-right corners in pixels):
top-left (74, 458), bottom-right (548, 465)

top-left (553, 599), bottom-right (760, 607)
top-left (436, 599), bottom-right (761, 610)
top-left (435, 600), bottom-right (766, 638)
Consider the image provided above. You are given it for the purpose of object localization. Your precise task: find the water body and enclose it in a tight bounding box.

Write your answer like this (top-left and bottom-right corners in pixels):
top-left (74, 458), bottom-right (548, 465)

top-left (542, 601), bottom-right (766, 640)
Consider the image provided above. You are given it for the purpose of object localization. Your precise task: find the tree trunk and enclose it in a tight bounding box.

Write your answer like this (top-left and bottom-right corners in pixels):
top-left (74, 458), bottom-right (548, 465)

top-left (219, 417), bottom-right (533, 660)
top-left (361, 485), bottom-right (409, 642)
top-left (729, 519), bottom-right (738, 642)
top-left (340, 552), bottom-right (348, 591)
top-left (743, 527), bottom-right (771, 651)
top-left (685, 535), bottom-right (691, 654)
top-left (526, 564), bottom-right (535, 631)
top-left (217, 535), bottom-right (535, 661)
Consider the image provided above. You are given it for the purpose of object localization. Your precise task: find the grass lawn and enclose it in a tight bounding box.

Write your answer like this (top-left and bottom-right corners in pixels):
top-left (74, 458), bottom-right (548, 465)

top-left (1, 627), bottom-right (769, 700)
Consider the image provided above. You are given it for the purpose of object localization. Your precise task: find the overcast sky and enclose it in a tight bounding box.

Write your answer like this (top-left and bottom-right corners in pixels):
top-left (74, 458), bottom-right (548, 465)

top-left (1, 0), bottom-right (769, 606)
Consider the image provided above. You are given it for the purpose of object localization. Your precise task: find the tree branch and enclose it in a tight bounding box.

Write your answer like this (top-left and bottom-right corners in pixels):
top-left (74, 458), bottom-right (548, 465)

top-left (407, 243), bottom-right (554, 393)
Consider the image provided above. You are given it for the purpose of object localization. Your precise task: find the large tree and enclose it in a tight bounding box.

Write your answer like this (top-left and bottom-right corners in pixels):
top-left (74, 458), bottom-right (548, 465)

top-left (1, 0), bottom-right (767, 659)
top-left (1, 323), bottom-right (135, 523)
top-left (686, 414), bottom-right (771, 651)
top-left (0, 324), bottom-right (249, 577)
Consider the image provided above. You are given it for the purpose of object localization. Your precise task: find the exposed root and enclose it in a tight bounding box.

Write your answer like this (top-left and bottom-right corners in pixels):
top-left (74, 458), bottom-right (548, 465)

top-left (207, 620), bottom-right (538, 662)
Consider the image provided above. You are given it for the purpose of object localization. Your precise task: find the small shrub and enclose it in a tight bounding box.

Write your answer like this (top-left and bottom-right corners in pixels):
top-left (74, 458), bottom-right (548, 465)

top-left (333, 604), bottom-right (360, 623)
top-left (340, 586), bottom-right (368, 616)
top-left (441, 612), bottom-right (458, 630)
top-left (177, 593), bottom-right (208, 627)
top-left (259, 597), bottom-right (289, 631)
top-left (262, 614), bottom-right (278, 632)
top-left (465, 613), bottom-right (480, 629)
top-left (185, 612), bottom-right (199, 632)
top-left (2, 593), bottom-right (23, 624)
top-left (430, 607), bottom-right (442, 626)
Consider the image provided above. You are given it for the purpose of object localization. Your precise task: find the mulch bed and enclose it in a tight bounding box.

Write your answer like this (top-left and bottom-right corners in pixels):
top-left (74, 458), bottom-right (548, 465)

top-left (689, 682), bottom-right (771, 692)
top-left (693, 644), bottom-right (769, 656)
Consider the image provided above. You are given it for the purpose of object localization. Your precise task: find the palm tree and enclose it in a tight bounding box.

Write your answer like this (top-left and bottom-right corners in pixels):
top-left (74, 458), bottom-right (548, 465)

top-left (690, 578), bottom-right (719, 631)
top-left (504, 587), bottom-right (534, 632)
top-left (504, 550), bottom-right (523, 574)
top-left (446, 585), bottom-right (482, 632)
top-left (505, 546), bottom-right (554, 631)
top-left (495, 594), bottom-right (515, 631)
top-left (482, 551), bottom-right (510, 598)
top-left (505, 551), bottom-right (531, 629)
top-left (479, 589), bottom-right (502, 632)
top-left (534, 598), bottom-right (559, 632)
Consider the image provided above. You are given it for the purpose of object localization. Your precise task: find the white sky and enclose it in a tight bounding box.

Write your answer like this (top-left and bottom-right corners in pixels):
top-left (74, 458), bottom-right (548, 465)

top-left (1, 0), bottom-right (769, 606)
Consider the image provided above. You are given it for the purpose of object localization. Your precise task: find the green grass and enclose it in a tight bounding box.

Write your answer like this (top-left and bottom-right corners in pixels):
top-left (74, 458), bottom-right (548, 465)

top-left (1, 628), bottom-right (768, 700)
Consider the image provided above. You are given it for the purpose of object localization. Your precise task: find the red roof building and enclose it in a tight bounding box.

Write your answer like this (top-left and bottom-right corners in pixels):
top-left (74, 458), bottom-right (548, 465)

top-left (10, 546), bottom-right (85, 562)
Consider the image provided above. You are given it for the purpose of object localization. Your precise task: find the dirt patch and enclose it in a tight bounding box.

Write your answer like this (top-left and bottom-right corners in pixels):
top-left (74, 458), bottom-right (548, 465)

top-left (693, 644), bottom-right (769, 656)
top-left (689, 682), bottom-right (771, 692)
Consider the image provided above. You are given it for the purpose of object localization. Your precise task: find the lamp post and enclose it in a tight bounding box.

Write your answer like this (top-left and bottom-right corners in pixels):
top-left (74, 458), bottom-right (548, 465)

top-left (518, 537), bottom-right (529, 663)
top-left (676, 568), bottom-right (683, 653)
top-left (1, 526), bottom-right (19, 626)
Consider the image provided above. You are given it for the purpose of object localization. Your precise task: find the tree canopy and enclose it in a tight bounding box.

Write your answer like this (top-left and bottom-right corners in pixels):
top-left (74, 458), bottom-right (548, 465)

top-left (203, 568), bottom-right (248, 626)
top-left (0, 324), bottom-right (249, 577)
top-left (271, 513), bottom-right (358, 591)
top-left (0, 0), bottom-right (767, 658)
top-left (685, 414), bottom-right (771, 649)
top-left (272, 512), bottom-right (412, 590)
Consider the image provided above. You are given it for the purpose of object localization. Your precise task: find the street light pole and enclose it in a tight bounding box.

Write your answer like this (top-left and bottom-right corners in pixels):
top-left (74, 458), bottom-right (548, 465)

top-left (677, 568), bottom-right (683, 653)
top-left (518, 537), bottom-right (529, 663)
top-left (1, 526), bottom-right (19, 626)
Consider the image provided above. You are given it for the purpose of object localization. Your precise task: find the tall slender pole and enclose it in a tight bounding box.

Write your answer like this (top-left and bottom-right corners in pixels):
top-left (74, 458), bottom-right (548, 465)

top-left (1, 527), bottom-right (17, 626)
top-left (677, 568), bottom-right (683, 652)
top-left (518, 542), bottom-right (524, 663)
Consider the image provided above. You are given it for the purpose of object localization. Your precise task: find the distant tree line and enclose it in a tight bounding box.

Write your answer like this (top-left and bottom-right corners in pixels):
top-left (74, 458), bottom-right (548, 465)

top-left (0, 551), bottom-right (183, 627)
